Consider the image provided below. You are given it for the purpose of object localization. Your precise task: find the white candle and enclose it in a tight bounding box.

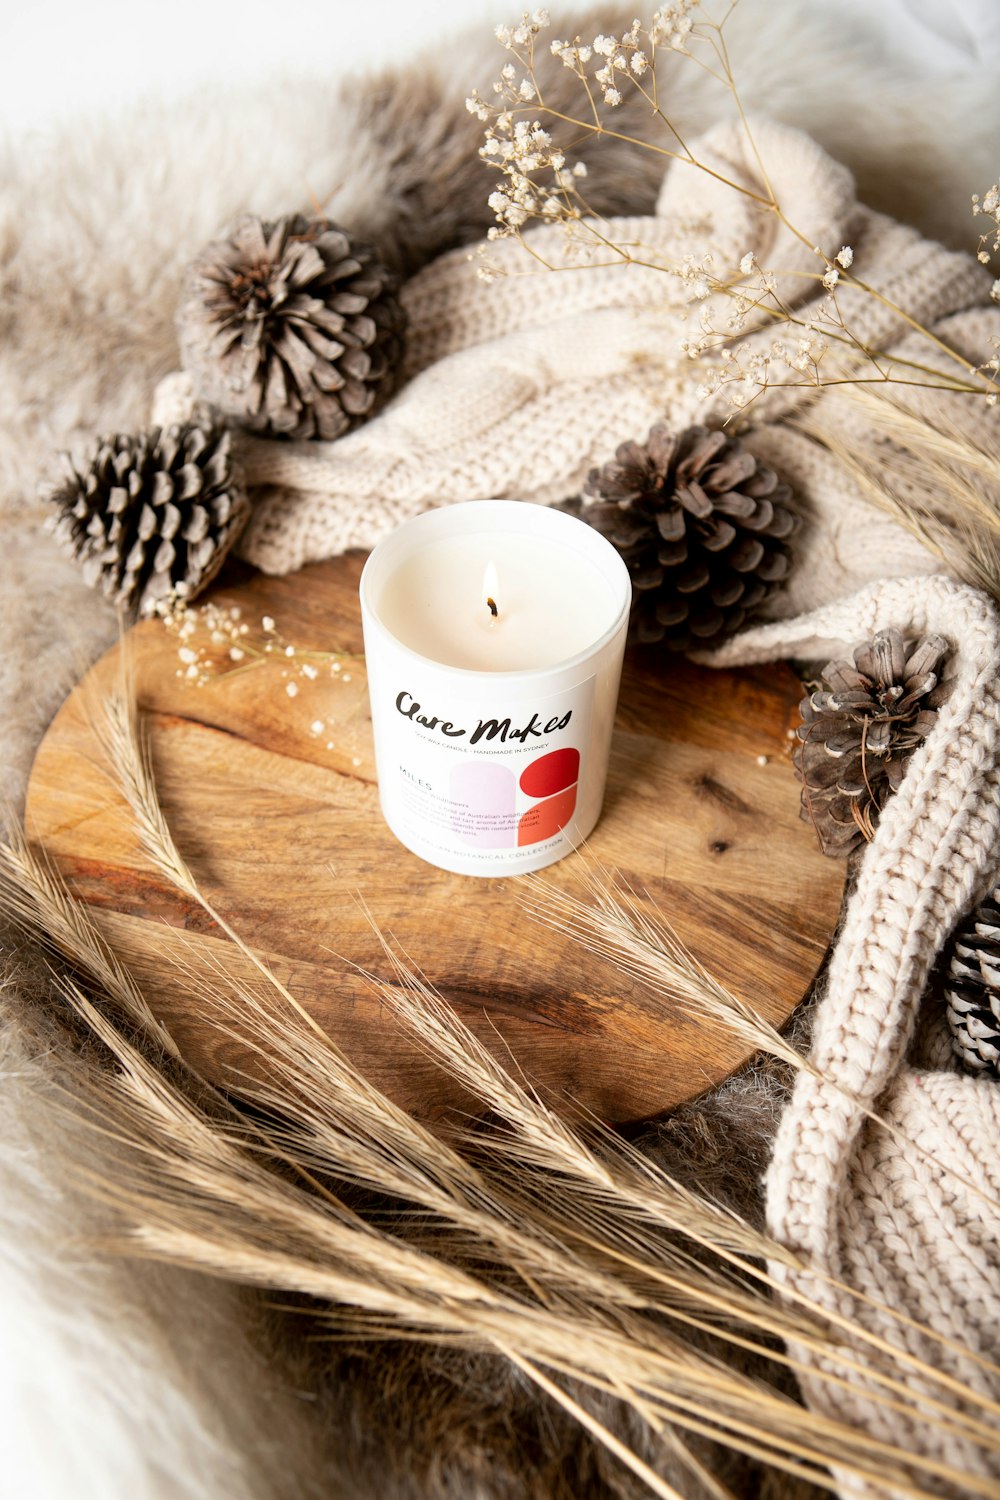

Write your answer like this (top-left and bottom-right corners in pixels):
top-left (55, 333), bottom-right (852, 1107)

top-left (360, 501), bottom-right (631, 877)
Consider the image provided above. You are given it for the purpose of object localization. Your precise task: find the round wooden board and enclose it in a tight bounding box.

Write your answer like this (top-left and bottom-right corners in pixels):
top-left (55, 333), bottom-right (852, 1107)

top-left (25, 553), bottom-right (844, 1125)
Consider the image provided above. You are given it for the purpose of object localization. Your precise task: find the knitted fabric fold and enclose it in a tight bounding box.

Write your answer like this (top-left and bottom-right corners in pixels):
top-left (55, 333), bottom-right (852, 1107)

top-left (153, 117), bottom-right (994, 591)
top-left (708, 576), bottom-right (1000, 1498)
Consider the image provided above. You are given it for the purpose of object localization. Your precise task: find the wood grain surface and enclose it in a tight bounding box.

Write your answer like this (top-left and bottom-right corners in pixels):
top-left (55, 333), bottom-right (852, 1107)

top-left (25, 553), bottom-right (844, 1124)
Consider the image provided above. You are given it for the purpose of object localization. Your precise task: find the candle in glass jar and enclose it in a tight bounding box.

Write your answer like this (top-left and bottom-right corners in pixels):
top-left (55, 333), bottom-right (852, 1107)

top-left (360, 501), bottom-right (630, 877)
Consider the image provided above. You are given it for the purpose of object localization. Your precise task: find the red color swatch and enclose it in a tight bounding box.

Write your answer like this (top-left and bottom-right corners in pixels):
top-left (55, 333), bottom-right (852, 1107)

top-left (518, 785), bottom-right (578, 846)
top-left (518, 748), bottom-right (580, 798)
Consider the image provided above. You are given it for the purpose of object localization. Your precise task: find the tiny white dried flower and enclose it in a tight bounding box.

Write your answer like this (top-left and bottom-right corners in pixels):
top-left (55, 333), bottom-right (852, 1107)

top-left (573, 161), bottom-right (587, 177)
top-left (310, 720), bottom-right (325, 735)
top-left (822, 266), bottom-right (840, 291)
top-left (835, 245), bottom-right (854, 268)
top-left (262, 615), bottom-right (275, 631)
top-left (178, 646), bottom-right (197, 664)
top-left (739, 252), bottom-right (754, 275)
top-left (286, 682), bottom-right (299, 698)
top-left (495, 24), bottom-right (512, 45)
top-left (501, 62), bottom-right (516, 81)
top-left (604, 87), bottom-right (622, 105)
top-left (630, 51), bottom-right (647, 74)
top-left (992, 279), bottom-right (1000, 303)
top-left (979, 251), bottom-right (991, 264)
top-left (301, 663), bottom-right (319, 680)
top-left (185, 664), bottom-right (200, 680)
top-left (519, 78), bottom-right (535, 100)
top-left (593, 33), bottom-right (615, 54)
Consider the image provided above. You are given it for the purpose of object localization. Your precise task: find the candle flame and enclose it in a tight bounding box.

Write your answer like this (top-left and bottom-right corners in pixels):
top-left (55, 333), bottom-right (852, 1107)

top-left (483, 561), bottom-right (499, 621)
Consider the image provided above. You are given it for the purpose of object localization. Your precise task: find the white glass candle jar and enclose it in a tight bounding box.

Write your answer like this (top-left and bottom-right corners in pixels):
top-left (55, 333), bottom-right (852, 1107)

top-left (359, 500), bottom-right (631, 877)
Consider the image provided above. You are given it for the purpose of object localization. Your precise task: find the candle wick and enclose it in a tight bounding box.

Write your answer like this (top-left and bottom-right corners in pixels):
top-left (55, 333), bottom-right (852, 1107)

top-left (486, 596), bottom-right (499, 619)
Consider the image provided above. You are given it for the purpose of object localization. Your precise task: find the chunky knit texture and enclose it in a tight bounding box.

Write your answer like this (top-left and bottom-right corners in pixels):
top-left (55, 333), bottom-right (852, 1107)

top-left (151, 120), bottom-right (1000, 1496)
top-left (709, 577), bottom-right (1000, 1498)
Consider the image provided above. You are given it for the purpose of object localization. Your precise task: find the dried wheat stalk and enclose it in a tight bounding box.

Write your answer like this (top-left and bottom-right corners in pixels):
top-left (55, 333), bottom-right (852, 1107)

top-left (793, 386), bottom-right (1000, 602)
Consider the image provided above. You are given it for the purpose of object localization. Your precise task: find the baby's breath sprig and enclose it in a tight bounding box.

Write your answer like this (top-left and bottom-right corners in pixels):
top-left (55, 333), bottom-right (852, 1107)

top-left (972, 183), bottom-right (1000, 382)
top-left (973, 182), bottom-right (1000, 269)
top-left (157, 597), bottom-right (363, 693)
top-left (469, 3), bottom-right (1000, 410)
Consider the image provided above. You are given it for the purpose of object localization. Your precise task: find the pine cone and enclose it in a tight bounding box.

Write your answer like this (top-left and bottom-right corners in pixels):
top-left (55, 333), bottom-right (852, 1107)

top-left (793, 629), bottom-right (950, 857)
top-left (943, 892), bottom-right (1000, 1076)
top-left (583, 423), bottom-right (797, 651)
top-left (177, 214), bottom-right (406, 441)
top-left (46, 422), bottom-right (249, 617)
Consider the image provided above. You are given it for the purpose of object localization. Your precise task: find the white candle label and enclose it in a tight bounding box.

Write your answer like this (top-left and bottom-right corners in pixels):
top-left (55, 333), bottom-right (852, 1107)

top-left (385, 677), bottom-right (595, 867)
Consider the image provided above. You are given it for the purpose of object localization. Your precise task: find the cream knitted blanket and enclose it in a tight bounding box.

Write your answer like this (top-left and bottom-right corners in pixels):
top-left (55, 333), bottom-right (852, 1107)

top-left (157, 120), bottom-right (1000, 1495)
top-left (715, 575), bottom-right (1000, 1499)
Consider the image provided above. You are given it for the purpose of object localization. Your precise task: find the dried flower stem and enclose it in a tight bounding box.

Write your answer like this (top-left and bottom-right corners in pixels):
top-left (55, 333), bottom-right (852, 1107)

top-left (470, 4), bottom-right (999, 407)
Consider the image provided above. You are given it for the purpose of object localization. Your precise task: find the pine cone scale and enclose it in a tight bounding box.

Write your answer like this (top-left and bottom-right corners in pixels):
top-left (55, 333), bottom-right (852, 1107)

top-left (701, 521), bottom-right (736, 553)
top-left (676, 481), bottom-right (713, 519)
top-left (708, 578), bottom-right (743, 608)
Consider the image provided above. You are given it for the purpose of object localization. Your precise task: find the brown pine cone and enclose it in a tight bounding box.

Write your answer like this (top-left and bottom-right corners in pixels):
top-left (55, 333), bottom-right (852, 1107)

top-left (943, 890), bottom-right (1000, 1076)
top-left (45, 421), bottom-right (248, 617)
top-left (583, 423), bottom-right (797, 651)
top-left (794, 629), bottom-right (951, 857)
top-left (177, 213), bottom-right (406, 441)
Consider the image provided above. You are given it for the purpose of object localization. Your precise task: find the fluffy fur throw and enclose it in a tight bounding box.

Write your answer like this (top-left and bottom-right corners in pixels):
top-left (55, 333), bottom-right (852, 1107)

top-left (2, 6), bottom-right (999, 1498)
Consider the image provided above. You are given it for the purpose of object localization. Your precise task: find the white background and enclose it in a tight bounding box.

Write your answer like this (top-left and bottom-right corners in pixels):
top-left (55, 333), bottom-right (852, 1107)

top-left (2, 0), bottom-right (1000, 141)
